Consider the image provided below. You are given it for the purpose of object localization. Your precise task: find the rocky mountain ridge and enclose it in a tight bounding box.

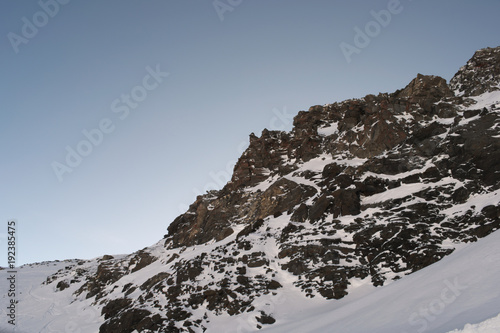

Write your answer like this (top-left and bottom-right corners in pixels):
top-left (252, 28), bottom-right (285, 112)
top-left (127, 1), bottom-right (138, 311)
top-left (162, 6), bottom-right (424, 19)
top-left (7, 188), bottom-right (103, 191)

top-left (13, 46), bottom-right (500, 332)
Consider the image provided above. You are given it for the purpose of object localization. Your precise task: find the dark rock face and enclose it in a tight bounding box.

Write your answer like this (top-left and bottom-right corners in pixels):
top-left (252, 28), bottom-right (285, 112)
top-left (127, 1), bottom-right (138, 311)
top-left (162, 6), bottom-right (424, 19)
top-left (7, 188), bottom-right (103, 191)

top-left (99, 309), bottom-right (163, 333)
top-left (43, 46), bottom-right (500, 332)
top-left (450, 46), bottom-right (500, 96)
top-left (399, 74), bottom-right (453, 99)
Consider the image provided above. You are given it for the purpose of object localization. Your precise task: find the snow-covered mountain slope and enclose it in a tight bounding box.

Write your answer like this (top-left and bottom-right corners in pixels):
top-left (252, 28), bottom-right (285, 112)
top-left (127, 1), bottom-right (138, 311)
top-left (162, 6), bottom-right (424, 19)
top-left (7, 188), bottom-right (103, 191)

top-left (261, 228), bottom-right (500, 333)
top-left (1, 46), bottom-right (500, 333)
top-left (2, 226), bottom-right (500, 333)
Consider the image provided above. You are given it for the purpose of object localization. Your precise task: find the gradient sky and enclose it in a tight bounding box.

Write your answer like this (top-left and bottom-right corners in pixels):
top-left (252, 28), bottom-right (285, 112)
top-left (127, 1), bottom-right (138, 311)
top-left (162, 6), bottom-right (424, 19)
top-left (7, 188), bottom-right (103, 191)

top-left (1, 0), bottom-right (499, 266)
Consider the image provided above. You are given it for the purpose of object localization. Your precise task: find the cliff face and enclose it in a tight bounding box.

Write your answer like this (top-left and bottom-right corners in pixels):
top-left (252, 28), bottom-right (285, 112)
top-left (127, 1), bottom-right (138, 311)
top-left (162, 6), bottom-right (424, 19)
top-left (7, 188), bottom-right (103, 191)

top-left (40, 46), bottom-right (500, 332)
top-left (450, 46), bottom-right (500, 96)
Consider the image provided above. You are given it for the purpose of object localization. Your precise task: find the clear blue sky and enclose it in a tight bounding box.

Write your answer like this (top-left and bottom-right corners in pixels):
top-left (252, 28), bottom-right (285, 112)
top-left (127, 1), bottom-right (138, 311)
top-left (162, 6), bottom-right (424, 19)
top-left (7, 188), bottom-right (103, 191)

top-left (1, 0), bottom-right (499, 266)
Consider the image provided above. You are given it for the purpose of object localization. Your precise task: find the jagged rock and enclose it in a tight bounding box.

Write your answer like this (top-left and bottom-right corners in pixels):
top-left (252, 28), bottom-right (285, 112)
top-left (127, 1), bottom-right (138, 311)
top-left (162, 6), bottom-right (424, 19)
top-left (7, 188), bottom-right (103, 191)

top-left (256, 312), bottom-right (276, 325)
top-left (101, 298), bottom-right (132, 320)
top-left (322, 163), bottom-right (343, 179)
top-left (99, 308), bottom-right (157, 333)
top-left (254, 178), bottom-right (317, 220)
top-left (450, 46), bottom-right (500, 96)
top-left (140, 272), bottom-right (170, 291)
top-left (309, 194), bottom-right (332, 222)
top-left (397, 74), bottom-right (453, 111)
top-left (267, 280), bottom-right (282, 290)
top-left (290, 203), bottom-right (309, 222)
top-left (55, 280), bottom-right (69, 291)
top-left (166, 193), bottom-right (239, 248)
top-left (242, 252), bottom-right (269, 268)
top-left (130, 250), bottom-right (156, 273)
top-left (332, 189), bottom-right (360, 217)
top-left (452, 187), bottom-right (469, 203)
top-left (237, 219), bottom-right (264, 239)
top-left (229, 130), bottom-right (295, 190)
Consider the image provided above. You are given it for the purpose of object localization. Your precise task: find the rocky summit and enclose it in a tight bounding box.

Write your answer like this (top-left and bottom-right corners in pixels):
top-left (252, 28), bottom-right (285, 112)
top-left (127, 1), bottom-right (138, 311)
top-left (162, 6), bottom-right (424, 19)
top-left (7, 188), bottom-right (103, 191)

top-left (16, 46), bottom-right (500, 332)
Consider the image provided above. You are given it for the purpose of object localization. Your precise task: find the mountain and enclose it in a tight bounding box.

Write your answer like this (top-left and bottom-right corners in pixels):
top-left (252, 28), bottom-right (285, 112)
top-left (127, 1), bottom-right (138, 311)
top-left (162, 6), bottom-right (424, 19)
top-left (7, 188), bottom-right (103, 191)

top-left (2, 46), bottom-right (500, 333)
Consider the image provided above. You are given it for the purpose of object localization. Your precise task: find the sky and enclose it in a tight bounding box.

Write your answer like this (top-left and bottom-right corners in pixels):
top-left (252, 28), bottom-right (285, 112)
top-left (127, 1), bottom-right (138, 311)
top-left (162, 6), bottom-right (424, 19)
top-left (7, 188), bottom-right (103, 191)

top-left (1, 0), bottom-right (499, 266)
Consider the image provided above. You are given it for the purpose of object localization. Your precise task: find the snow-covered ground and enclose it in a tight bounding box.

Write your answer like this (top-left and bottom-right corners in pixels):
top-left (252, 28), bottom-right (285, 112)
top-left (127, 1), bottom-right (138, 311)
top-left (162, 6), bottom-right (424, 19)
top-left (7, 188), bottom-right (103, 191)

top-left (0, 260), bottom-right (103, 332)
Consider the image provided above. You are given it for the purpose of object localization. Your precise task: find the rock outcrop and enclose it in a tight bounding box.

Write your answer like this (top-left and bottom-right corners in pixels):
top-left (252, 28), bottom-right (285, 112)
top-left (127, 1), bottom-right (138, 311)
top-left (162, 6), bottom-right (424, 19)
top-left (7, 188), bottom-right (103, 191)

top-left (450, 46), bottom-right (500, 96)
